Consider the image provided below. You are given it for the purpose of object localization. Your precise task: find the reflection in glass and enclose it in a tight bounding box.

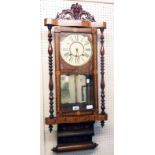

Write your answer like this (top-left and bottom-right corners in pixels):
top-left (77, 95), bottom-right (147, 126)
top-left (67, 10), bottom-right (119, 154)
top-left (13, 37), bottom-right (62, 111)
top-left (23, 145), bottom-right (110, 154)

top-left (61, 75), bottom-right (76, 104)
top-left (61, 74), bottom-right (94, 106)
top-left (61, 76), bottom-right (70, 100)
top-left (82, 86), bottom-right (86, 102)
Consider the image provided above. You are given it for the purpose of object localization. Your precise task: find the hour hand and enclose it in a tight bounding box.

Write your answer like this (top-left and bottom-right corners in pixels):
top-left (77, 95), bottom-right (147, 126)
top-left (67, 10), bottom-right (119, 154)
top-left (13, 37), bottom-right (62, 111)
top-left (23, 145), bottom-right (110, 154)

top-left (75, 48), bottom-right (79, 57)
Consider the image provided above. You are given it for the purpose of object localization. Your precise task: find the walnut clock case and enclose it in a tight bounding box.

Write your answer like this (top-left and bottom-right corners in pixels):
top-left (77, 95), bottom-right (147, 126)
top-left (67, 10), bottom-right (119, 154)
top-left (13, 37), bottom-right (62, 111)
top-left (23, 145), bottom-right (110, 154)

top-left (44, 3), bottom-right (107, 153)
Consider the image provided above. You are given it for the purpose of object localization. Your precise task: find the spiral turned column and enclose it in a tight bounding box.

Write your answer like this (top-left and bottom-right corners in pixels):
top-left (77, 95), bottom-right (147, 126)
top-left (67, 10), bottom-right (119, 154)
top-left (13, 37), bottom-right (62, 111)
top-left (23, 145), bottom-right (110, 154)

top-left (48, 25), bottom-right (54, 132)
top-left (100, 28), bottom-right (105, 127)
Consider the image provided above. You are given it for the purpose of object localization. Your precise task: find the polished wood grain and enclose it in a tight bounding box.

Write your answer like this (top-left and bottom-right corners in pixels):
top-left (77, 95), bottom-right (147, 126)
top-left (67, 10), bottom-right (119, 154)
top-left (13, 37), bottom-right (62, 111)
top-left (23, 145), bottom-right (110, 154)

top-left (45, 114), bottom-right (107, 125)
top-left (54, 26), bottom-right (95, 33)
top-left (44, 18), bottom-right (106, 28)
top-left (92, 28), bottom-right (99, 113)
top-left (52, 142), bottom-right (98, 152)
top-left (54, 31), bottom-right (61, 116)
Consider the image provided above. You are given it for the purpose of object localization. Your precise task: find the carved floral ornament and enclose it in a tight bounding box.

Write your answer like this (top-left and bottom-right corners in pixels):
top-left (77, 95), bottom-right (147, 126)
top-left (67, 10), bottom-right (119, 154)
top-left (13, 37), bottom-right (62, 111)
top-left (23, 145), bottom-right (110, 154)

top-left (56, 3), bottom-right (96, 22)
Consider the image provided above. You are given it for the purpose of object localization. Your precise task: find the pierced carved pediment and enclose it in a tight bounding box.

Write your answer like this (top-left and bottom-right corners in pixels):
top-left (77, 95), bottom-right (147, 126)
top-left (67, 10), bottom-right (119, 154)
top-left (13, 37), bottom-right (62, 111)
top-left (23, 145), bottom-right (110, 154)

top-left (56, 3), bottom-right (95, 22)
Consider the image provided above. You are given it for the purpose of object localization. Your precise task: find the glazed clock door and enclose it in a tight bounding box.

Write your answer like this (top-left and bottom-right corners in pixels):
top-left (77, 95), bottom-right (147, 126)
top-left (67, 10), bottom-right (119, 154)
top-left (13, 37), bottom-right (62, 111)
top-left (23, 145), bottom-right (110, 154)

top-left (54, 27), bottom-right (98, 116)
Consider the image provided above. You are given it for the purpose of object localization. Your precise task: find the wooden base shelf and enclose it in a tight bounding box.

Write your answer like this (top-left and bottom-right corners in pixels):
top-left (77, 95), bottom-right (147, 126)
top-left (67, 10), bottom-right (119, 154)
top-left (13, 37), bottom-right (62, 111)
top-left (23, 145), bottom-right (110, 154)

top-left (53, 142), bottom-right (98, 152)
top-left (45, 114), bottom-right (107, 125)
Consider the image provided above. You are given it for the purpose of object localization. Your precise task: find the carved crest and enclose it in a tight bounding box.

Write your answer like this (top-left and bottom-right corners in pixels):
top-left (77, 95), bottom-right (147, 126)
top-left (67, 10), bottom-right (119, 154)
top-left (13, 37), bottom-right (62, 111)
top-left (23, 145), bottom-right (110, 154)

top-left (56, 3), bottom-right (95, 22)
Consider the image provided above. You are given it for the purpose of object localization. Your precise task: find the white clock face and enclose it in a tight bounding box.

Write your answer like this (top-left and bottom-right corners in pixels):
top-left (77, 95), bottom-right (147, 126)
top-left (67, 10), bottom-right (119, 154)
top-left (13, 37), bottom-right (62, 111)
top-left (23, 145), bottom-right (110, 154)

top-left (60, 34), bottom-right (92, 66)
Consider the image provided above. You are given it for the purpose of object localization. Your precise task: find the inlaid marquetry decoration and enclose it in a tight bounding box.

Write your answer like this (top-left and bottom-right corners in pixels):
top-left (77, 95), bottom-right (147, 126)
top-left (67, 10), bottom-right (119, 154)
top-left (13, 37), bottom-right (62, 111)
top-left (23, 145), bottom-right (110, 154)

top-left (44, 3), bottom-right (108, 152)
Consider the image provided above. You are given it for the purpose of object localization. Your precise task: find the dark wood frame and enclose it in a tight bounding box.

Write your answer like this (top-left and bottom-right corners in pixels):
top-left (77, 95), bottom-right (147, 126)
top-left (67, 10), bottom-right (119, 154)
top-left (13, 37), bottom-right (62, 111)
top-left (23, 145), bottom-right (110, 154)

top-left (54, 26), bottom-right (99, 117)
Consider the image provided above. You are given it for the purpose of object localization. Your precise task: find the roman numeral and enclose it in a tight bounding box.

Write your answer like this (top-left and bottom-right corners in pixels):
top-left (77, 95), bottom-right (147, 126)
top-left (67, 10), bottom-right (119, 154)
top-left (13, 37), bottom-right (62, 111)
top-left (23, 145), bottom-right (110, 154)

top-left (63, 48), bottom-right (69, 51)
top-left (81, 56), bottom-right (84, 61)
top-left (69, 56), bottom-right (73, 62)
top-left (75, 56), bottom-right (80, 63)
top-left (82, 53), bottom-right (90, 58)
top-left (64, 52), bottom-right (70, 58)
top-left (69, 36), bottom-right (74, 42)
top-left (85, 48), bottom-right (91, 51)
top-left (84, 41), bottom-right (89, 46)
top-left (81, 36), bottom-right (85, 43)
top-left (75, 35), bottom-right (79, 41)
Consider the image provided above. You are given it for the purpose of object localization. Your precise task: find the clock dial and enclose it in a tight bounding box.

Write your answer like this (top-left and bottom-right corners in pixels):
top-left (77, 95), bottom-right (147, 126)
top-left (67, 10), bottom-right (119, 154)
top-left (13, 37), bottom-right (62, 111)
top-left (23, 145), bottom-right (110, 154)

top-left (60, 34), bottom-right (92, 66)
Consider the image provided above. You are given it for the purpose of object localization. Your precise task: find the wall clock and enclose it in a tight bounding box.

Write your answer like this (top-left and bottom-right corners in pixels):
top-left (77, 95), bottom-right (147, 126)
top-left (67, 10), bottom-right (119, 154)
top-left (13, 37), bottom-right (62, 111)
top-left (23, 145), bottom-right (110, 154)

top-left (44, 3), bottom-right (107, 152)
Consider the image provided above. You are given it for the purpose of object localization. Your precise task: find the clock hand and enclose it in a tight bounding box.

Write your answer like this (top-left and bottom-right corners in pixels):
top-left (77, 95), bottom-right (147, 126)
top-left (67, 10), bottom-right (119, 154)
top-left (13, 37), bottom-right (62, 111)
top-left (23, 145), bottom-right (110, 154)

top-left (75, 48), bottom-right (78, 57)
top-left (75, 48), bottom-right (80, 63)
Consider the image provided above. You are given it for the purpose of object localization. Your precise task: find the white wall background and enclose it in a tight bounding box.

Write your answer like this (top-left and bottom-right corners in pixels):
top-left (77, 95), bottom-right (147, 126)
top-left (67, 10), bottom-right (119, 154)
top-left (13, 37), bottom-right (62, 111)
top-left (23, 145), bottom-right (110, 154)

top-left (40, 0), bottom-right (113, 155)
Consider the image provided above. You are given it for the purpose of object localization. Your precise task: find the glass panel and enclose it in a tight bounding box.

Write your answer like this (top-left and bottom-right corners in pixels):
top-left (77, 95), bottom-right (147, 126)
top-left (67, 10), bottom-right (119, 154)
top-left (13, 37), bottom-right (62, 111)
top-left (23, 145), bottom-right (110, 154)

top-left (61, 75), bottom-right (76, 104)
top-left (60, 74), bottom-right (94, 111)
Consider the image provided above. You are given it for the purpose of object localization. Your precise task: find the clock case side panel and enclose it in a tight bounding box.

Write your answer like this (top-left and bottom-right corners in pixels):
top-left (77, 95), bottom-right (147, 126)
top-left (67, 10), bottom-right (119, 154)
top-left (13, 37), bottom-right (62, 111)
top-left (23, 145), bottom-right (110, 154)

top-left (54, 29), bottom-right (61, 116)
top-left (92, 28), bottom-right (99, 114)
top-left (54, 27), bottom-right (98, 117)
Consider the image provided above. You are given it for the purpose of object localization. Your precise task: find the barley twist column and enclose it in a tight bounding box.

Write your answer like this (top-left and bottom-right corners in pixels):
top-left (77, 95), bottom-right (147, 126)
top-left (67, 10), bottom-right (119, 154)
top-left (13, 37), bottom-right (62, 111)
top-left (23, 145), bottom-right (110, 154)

top-left (100, 28), bottom-right (105, 127)
top-left (48, 25), bottom-right (54, 132)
